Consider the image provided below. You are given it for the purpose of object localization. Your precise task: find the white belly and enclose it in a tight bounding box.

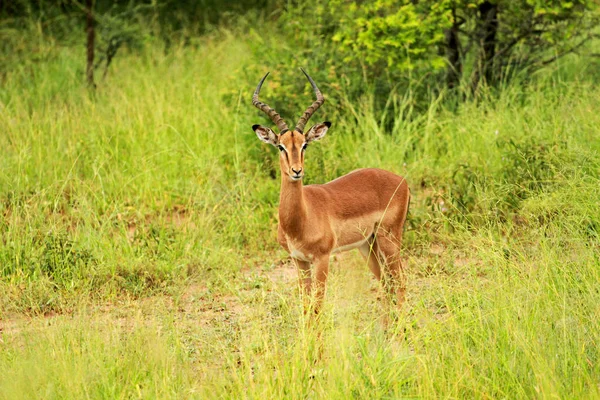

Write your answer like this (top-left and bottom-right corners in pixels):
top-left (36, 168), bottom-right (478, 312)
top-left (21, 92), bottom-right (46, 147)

top-left (287, 232), bottom-right (371, 261)
top-left (332, 238), bottom-right (369, 254)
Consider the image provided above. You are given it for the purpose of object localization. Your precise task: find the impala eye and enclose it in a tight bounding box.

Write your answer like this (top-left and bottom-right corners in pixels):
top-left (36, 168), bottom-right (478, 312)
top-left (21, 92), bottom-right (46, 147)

top-left (302, 143), bottom-right (308, 151)
top-left (278, 145), bottom-right (286, 152)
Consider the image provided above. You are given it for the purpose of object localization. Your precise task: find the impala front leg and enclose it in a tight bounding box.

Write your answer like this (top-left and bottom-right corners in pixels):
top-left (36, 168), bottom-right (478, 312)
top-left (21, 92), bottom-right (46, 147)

top-left (312, 255), bottom-right (330, 315)
top-left (293, 258), bottom-right (312, 312)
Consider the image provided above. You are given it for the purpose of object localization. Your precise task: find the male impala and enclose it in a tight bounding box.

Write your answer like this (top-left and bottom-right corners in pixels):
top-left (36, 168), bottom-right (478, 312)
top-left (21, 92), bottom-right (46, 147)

top-left (252, 69), bottom-right (410, 315)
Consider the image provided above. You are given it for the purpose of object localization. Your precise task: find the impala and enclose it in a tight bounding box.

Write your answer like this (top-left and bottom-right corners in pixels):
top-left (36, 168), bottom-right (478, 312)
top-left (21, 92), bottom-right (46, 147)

top-left (252, 69), bottom-right (410, 315)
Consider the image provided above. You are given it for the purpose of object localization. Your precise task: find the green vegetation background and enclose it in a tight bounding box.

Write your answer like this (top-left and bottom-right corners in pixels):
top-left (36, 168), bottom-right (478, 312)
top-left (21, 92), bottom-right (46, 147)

top-left (0, 1), bottom-right (599, 398)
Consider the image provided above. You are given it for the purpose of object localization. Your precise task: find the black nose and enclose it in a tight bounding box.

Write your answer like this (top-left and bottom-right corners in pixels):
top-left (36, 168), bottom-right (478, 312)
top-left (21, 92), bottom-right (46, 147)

top-left (292, 167), bottom-right (303, 175)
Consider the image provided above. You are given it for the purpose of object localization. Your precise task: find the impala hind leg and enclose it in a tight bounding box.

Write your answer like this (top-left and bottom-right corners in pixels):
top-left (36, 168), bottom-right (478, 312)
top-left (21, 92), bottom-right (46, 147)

top-left (377, 234), bottom-right (406, 310)
top-left (358, 235), bottom-right (382, 281)
top-left (359, 236), bottom-right (401, 328)
top-left (359, 234), bottom-right (405, 306)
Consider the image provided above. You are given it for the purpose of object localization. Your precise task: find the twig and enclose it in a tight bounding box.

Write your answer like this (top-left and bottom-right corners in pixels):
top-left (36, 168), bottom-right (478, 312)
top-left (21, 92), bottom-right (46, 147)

top-left (540, 34), bottom-right (596, 66)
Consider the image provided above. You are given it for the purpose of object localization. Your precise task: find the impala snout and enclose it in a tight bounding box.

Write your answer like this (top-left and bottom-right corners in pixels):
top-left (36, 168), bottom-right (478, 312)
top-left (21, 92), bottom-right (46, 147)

top-left (291, 167), bottom-right (303, 175)
top-left (290, 166), bottom-right (304, 180)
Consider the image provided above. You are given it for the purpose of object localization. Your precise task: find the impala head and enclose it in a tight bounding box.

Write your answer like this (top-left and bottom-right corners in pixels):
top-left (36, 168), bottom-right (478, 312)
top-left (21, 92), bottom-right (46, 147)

top-left (252, 69), bottom-right (331, 182)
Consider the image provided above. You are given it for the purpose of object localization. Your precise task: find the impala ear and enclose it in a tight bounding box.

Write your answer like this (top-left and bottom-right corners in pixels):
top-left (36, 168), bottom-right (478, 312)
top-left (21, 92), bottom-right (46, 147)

top-left (305, 122), bottom-right (331, 143)
top-left (252, 124), bottom-right (279, 146)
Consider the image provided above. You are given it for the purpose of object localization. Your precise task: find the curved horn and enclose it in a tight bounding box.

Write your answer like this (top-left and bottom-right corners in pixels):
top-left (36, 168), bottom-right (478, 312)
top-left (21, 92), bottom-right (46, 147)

top-left (252, 72), bottom-right (289, 133)
top-left (295, 68), bottom-right (325, 134)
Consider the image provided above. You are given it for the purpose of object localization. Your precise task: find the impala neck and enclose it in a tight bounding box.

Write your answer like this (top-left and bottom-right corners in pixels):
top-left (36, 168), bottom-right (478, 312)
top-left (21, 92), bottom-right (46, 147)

top-left (279, 175), bottom-right (307, 237)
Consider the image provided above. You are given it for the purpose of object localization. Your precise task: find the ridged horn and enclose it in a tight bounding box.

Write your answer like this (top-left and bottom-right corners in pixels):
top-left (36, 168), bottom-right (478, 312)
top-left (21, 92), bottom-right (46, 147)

top-left (252, 72), bottom-right (289, 133)
top-left (295, 68), bottom-right (325, 134)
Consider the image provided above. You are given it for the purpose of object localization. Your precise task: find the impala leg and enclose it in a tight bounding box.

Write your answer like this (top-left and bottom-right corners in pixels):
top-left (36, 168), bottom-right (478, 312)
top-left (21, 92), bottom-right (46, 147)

top-left (359, 236), bottom-right (381, 281)
top-left (312, 255), bottom-right (330, 315)
top-left (360, 236), bottom-right (403, 327)
top-left (293, 258), bottom-right (312, 312)
top-left (387, 256), bottom-right (406, 309)
top-left (360, 234), bottom-right (405, 304)
top-left (377, 235), bottom-right (406, 311)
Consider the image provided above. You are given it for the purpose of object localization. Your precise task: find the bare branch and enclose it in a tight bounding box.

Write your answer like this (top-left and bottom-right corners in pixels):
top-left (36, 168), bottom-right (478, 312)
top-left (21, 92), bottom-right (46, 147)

top-left (540, 34), bottom-right (596, 66)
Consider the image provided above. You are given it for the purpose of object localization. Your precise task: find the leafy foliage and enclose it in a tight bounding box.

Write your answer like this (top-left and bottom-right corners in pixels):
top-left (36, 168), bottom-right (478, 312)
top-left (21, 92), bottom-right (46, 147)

top-left (271, 0), bottom-right (599, 96)
top-left (330, 0), bottom-right (452, 73)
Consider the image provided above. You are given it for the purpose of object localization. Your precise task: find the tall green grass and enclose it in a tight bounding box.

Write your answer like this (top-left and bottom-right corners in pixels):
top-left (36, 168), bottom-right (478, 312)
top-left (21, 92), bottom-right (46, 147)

top-left (1, 25), bottom-right (599, 398)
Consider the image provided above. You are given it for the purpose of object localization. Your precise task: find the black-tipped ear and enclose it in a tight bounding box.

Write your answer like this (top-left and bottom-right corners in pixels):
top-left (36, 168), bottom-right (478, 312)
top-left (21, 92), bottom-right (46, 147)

top-left (253, 125), bottom-right (279, 146)
top-left (305, 122), bottom-right (330, 143)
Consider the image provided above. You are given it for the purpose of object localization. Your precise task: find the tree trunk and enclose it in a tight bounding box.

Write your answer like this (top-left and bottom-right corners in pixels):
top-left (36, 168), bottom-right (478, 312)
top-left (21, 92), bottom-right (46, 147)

top-left (86, 0), bottom-right (95, 88)
top-left (471, 1), bottom-right (498, 92)
top-left (445, 9), bottom-right (462, 90)
top-left (480, 1), bottom-right (498, 83)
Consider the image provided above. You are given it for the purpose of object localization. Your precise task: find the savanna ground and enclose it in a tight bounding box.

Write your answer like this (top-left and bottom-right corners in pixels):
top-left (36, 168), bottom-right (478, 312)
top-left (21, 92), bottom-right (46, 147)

top-left (1, 22), bottom-right (600, 399)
